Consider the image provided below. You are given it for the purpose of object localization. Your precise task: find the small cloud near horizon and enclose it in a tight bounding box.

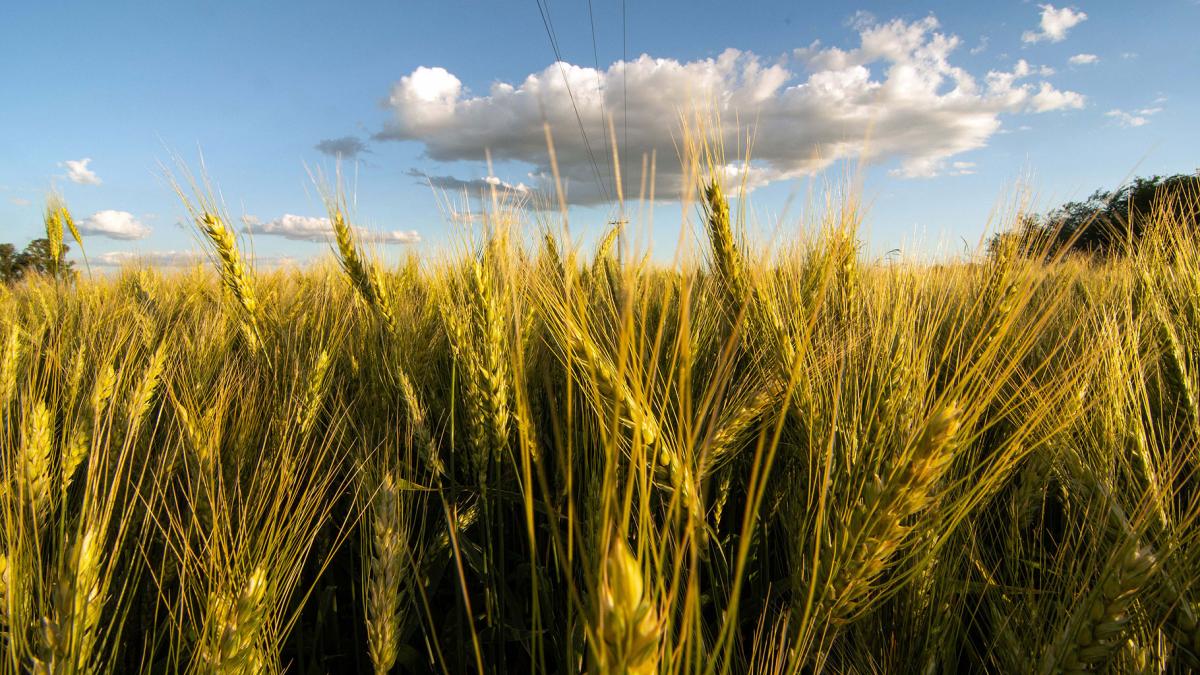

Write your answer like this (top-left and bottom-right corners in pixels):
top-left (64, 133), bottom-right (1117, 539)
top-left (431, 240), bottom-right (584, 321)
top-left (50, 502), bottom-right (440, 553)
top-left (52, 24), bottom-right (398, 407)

top-left (243, 213), bottom-right (420, 244)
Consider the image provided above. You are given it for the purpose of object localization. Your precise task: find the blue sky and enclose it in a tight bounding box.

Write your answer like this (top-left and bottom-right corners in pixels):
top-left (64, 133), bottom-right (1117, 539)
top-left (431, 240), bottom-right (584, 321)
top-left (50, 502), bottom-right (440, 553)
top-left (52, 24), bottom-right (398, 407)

top-left (1, 0), bottom-right (1196, 265)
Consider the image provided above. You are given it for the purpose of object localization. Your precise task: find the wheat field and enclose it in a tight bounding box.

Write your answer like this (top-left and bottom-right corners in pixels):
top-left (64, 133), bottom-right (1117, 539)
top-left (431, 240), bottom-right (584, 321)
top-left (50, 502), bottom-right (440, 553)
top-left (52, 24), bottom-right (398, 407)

top-left (3, 150), bottom-right (1200, 675)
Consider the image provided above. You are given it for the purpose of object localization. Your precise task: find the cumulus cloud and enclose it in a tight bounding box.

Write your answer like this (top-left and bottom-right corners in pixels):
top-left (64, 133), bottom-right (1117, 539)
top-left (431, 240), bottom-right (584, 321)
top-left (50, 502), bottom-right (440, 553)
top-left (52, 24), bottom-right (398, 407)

top-left (78, 210), bottom-right (151, 240)
top-left (1022, 4), bottom-right (1087, 43)
top-left (375, 15), bottom-right (1086, 197)
top-left (62, 158), bottom-right (102, 185)
top-left (1029, 82), bottom-right (1086, 112)
top-left (1106, 107), bottom-right (1163, 128)
top-left (315, 136), bottom-right (370, 159)
top-left (1068, 53), bottom-right (1099, 66)
top-left (243, 213), bottom-right (420, 244)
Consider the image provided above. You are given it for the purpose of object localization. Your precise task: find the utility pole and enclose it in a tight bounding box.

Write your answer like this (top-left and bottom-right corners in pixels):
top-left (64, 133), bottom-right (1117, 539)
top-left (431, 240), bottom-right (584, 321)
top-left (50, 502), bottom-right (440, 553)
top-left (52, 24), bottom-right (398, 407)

top-left (608, 218), bottom-right (628, 263)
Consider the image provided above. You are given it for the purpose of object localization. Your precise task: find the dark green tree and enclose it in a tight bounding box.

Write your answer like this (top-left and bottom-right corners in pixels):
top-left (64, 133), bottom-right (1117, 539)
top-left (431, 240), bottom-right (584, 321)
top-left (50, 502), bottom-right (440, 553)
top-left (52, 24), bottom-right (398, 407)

top-left (0, 238), bottom-right (76, 283)
top-left (0, 243), bottom-right (19, 283)
top-left (17, 238), bottom-right (74, 278)
top-left (1003, 172), bottom-right (1200, 258)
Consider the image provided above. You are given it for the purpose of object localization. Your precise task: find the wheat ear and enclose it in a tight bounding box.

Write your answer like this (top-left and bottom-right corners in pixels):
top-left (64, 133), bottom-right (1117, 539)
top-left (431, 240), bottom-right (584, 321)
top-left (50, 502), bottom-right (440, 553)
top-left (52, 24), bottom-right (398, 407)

top-left (198, 212), bottom-right (263, 351)
top-left (366, 471), bottom-right (412, 675)
top-left (398, 371), bottom-right (443, 478)
top-left (22, 400), bottom-right (54, 523)
top-left (468, 253), bottom-right (511, 467)
top-left (128, 345), bottom-right (167, 434)
top-left (35, 525), bottom-right (104, 673)
top-left (205, 566), bottom-right (269, 675)
top-left (819, 402), bottom-right (960, 624)
top-left (43, 200), bottom-right (64, 275)
top-left (1, 323), bottom-right (23, 410)
top-left (599, 535), bottom-right (661, 674)
top-left (1044, 545), bottom-right (1157, 675)
top-left (299, 349), bottom-right (331, 436)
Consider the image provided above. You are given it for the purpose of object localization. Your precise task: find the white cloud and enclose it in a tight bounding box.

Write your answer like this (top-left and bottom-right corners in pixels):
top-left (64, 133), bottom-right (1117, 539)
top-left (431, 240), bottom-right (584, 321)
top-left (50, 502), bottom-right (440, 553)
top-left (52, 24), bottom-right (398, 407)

top-left (243, 213), bottom-right (420, 244)
top-left (1022, 5), bottom-right (1088, 43)
top-left (78, 210), bottom-right (151, 240)
top-left (62, 158), bottom-right (102, 185)
top-left (1105, 107), bottom-right (1163, 128)
top-left (8, 197), bottom-right (31, 207)
top-left (1029, 82), bottom-right (1086, 112)
top-left (1068, 53), bottom-right (1099, 66)
top-left (376, 15), bottom-right (1087, 194)
top-left (969, 36), bottom-right (989, 55)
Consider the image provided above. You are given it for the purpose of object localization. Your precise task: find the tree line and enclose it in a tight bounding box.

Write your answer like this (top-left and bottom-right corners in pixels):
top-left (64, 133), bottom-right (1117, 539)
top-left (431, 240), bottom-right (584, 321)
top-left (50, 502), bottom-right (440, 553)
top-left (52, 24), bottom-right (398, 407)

top-left (992, 171), bottom-right (1200, 258)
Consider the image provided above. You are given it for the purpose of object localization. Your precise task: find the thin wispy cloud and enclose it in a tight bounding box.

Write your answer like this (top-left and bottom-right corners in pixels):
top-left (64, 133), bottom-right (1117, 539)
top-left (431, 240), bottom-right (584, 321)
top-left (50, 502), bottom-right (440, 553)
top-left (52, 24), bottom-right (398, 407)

top-left (376, 15), bottom-right (1086, 201)
top-left (1068, 53), bottom-right (1099, 66)
top-left (243, 214), bottom-right (420, 244)
top-left (62, 158), bottom-right (102, 185)
top-left (1105, 107), bottom-right (1163, 128)
top-left (93, 250), bottom-right (202, 267)
top-left (1022, 4), bottom-right (1088, 44)
top-left (78, 210), bottom-right (151, 240)
top-left (8, 197), bottom-right (31, 207)
top-left (407, 169), bottom-right (532, 197)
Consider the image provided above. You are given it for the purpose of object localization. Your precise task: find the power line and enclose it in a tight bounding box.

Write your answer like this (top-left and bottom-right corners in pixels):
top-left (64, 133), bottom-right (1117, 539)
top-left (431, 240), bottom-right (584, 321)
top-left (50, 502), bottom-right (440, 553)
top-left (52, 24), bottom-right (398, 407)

top-left (586, 0), bottom-right (617, 201)
top-left (621, 0), bottom-right (628, 192)
top-left (533, 0), bottom-right (613, 205)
